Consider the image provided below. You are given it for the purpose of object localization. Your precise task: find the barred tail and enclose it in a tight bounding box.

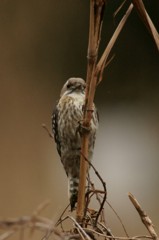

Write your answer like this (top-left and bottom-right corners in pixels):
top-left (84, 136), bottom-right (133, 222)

top-left (68, 177), bottom-right (79, 211)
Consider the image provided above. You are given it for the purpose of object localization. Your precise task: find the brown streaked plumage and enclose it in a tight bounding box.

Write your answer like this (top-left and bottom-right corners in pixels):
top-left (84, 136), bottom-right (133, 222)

top-left (52, 77), bottom-right (98, 210)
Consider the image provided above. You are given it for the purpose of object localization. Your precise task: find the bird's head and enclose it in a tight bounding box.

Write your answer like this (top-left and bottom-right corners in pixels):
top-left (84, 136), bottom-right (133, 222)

top-left (60, 78), bottom-right (86, 97)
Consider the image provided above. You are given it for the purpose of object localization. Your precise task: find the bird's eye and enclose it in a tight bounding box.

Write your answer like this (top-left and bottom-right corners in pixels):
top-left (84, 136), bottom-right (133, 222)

top-left (67, 84), bottom-right (71, 89)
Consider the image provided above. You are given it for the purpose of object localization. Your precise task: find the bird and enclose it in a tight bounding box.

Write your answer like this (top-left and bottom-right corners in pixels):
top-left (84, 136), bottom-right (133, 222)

top-left (52, 77), bottom-right (98, 210)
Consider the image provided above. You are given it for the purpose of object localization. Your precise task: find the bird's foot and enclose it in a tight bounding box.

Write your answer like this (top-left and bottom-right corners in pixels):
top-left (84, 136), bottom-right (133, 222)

top-left (77, 120), bottom-right (91, 136)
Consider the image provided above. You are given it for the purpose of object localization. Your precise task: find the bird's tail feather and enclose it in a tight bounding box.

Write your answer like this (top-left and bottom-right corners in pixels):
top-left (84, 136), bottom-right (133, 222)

top-left (68, 177), bottom-right (79, 211)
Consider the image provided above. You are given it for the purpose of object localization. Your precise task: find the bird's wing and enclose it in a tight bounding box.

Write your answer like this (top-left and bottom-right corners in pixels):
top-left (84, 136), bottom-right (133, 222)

top-left (52, 106), bottom-right (61, 157)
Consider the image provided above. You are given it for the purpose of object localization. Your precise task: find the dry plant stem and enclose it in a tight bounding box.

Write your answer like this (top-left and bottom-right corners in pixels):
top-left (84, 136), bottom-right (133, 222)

top-left (68, 216), bottom-right (92, 240)
top-left (42, 124), bottom-right (54, 140)
top-left (55, 204), bottom-right (70, 228)
top-left (132, 0), bottom-right (159, 50)
top-left (80, 151), bottom-right (107, 228)
top-left (82, 229), bottom-right (152, 240)
top-left (90, 182), bottom-right (106, 225)
top-left (86, 161), bottom-right (107, 228)
top-left (76, 0), bottom-right (105, 224)
top-left (113, 0), bottom-right (127, 18)
top-left (0, 216), bottom-right (52, 231)
top-left (0, 214), bottom-right (156, 240)
top-left (54, 216), bottom-right (69, 231)
top-left (96, 3), bottom-right (134, 85)
top-left (128, 193), bottom-right (159, 240)
top-left (0, 230), bottom-right (15, 240)
top-left (106, 200), bottom-right (129, 238)
top-left (32, 200), bottom-right (51, 217)
top-left (97, 222), bottom-right (115, 239)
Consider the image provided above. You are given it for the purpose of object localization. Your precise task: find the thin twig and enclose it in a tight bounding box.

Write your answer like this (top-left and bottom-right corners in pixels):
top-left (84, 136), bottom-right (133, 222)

top-left (97, 54), bottom-right (115, 86)
top-left (80, 151), bottom-right (107, 227)
top-left (0, 216), bottom-right (52, 231)
top-left (32, 202), bottom-right (52, 235)
top-left (82, 229), bottom-right (153, 240)
top-left (97, 222), bottom-right (115, 239)
top-left (106, 200), bottom-right (129, 237)
top-left (32, 200), bottom-right (51, 218)
top-left (89, 182), bottom-right (106, 225)
top-left (42, 124), bottom-right (54, 139)
top-left (113, 0), bottom-right (127, 18)
top-left (68, 216), bottom-right (92, 240)
top-left (54, 216), bottom-right (69, 230)
top-left (55, 204), bottom-right (70, 228)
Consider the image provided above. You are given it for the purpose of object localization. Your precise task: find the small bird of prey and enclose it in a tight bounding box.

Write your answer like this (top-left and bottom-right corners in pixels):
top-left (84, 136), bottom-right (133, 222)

top-left (52, 77), bottom-right (98, 210)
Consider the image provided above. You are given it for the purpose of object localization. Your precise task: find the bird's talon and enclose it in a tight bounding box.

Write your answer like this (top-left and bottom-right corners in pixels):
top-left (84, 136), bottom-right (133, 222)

top-left (77, 121), bottom-right (90, 135)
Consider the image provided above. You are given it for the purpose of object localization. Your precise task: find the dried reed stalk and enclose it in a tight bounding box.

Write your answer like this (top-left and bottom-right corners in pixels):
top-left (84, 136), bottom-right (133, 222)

top-left (132, 0), bottom-right (159, 51)
top-left (128, 193), bottom-right (159, 240)
top-left (76, 0), bottom-right (105, 224)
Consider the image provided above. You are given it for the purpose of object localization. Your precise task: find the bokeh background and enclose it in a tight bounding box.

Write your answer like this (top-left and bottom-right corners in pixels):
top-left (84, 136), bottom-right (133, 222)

top-left (0, 0), bottom-right (159, 238)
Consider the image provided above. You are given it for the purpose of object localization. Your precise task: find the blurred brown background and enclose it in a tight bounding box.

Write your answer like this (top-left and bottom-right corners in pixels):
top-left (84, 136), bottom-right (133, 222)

top-left (0, 0), bottom-right (159, 238)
